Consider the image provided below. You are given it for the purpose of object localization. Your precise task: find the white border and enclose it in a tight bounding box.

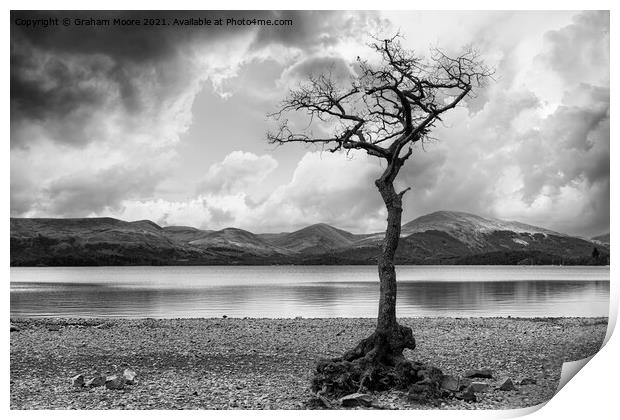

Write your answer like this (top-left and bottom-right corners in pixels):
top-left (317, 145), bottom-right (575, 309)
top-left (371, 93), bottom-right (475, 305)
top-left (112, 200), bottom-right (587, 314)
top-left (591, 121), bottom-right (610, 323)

top-left (3, 2), bottom-right (616, 420)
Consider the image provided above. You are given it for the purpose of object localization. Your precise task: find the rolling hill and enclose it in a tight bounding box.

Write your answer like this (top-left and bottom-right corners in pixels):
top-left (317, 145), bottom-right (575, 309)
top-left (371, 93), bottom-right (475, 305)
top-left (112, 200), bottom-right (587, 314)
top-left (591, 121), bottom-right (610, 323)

top-left (592, 232), bottom-right (610, 246)
top-left (187, 227), bottom-right (293, 257)
top-left (10, 211), bottom-right (609, 266)
top-left (10, 217), bottom-right (209, 266)
top-left (257, 223), bottom-right (364, 254)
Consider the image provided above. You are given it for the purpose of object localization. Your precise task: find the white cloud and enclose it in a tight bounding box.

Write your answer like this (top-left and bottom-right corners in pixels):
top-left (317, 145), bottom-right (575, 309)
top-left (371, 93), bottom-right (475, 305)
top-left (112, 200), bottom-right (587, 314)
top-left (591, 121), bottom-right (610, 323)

top-left (198, 151), bottom-right (278, 195)
top-left (106, 150), bottom-right (387, 233)
top-left (247, 151), bottom-right (385, 232)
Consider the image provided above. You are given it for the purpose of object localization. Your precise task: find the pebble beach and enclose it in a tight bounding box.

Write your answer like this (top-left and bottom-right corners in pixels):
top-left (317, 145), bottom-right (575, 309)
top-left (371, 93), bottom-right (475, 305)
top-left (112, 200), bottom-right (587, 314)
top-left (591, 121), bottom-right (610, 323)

top-left (10, 317), bottom-right (607, 410)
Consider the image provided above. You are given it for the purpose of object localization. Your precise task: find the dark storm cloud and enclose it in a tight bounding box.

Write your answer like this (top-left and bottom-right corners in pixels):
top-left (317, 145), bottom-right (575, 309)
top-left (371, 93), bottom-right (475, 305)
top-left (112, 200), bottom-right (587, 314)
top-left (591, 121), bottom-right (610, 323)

top-left (12, 10), bottom-right (266, 60)
top-left (11, 10), bottom-right (260, 145)
top-left (11, 10), bottom-right (380, 148)
top-left (10, 48), bottom-right (109, 122)
top-left (11, 10), bottom-right (383, 220)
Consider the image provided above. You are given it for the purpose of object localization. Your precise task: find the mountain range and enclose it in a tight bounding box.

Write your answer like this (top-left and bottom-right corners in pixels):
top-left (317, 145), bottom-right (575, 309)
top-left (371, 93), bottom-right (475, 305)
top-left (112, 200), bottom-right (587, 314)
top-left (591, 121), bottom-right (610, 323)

top-left (10, 211), bottom-right (609, 266)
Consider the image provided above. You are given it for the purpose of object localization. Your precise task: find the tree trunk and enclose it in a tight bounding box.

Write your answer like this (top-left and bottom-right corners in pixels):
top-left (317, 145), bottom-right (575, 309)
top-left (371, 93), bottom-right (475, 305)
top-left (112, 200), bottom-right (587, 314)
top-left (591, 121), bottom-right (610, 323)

top-left (334, 177), bottom-right (417, 364)
top-left (376, 178), bottom-right (402, 334)
top-left (310, 170), bottom-right (446, 402)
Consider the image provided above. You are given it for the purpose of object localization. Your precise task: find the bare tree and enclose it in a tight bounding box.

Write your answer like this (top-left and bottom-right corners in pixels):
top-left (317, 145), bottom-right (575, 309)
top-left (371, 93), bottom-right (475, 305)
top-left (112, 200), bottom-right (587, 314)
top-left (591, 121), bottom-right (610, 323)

top-left (268, 35), bottom-right (492, 398)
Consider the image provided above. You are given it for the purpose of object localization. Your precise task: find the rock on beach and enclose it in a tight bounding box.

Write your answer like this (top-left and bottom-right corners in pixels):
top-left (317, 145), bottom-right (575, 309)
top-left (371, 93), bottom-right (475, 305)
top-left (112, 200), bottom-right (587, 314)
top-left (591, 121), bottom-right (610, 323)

top-left (123, 368), bottom-right (137, 385)
top-left (470, 382), bottom-right (489, 393)
top-left (71, 374), bottom-right (85, 388)
top-left (105, 375), bottom-right (125, 390)
top-left (86, 375), bottom-right (106, 388)
top-left (440, 375), bottom-right (460, 392)
top-left (464, 369), bottom-right (493, 379)
top-left (339, 393), bottom-right (374, 407)
top-left (520, 377), bottom-right (537, 385)
top-left (458, 385), bottom-right (477, 402)
top-left (498, 378), bottom-right (516, 391)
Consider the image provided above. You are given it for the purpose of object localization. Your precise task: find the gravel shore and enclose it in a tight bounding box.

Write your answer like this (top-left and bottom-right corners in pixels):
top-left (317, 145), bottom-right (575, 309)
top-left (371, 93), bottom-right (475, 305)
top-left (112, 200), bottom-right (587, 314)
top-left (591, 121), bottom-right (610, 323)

top-left (10, 317), bottom-right (607, 410)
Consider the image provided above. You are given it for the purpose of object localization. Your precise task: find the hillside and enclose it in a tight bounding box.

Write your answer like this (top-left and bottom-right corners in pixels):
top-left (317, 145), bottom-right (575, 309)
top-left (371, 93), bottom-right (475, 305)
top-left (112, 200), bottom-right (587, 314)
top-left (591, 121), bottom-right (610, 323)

top-left (592, 232), bottom-right (610, 246)
top-left (161, 225), bottom-right (214, 242)
top-left (258, 223), bottom-right (363, 254)
top-left (187, 228), bottom-right (293, 257)
top-left (401, 211), bottom-right (560, 249)
top-left (10, 218), bottom-right (208, 266)
top-left (10, 211), bottom-right (609, 266)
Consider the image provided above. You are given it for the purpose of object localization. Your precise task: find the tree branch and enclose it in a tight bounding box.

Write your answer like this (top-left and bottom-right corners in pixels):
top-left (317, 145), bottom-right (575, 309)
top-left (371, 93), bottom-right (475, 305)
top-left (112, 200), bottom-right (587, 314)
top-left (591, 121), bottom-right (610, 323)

top-left (267, 34), bottom-right (493, 181)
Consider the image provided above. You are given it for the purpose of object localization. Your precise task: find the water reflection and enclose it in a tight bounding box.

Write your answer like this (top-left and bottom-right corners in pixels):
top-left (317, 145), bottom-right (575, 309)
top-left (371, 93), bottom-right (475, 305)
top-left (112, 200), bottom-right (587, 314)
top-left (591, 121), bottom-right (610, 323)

top-left (396, 281), bottom-right (609, 317)
top-left (10, 266), bottom-right (609, 318)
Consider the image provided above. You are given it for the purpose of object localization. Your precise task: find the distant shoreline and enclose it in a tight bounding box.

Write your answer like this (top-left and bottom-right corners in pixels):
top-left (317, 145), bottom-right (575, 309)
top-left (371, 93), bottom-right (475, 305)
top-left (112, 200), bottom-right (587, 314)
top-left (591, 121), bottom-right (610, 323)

top-left (10, 316), bottom-right (610, 322)
top-left (10, 262), bottom-right (612, 267)
top-left (11, 317), bottom-right (607, 409)
top-left (11, 214), bottom-right (609, 267)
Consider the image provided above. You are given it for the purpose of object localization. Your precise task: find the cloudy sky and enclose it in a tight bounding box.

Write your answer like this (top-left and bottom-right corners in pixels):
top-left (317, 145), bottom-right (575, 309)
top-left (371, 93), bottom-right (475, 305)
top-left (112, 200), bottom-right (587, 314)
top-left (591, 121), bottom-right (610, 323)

top-left (10, 10), bottom-right (609, 237)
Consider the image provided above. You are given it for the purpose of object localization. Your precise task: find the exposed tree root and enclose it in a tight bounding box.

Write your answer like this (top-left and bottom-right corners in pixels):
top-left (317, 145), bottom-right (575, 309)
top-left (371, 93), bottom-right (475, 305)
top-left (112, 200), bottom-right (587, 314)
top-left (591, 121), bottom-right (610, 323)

top-left (311, 324), bottom-right (444, 403)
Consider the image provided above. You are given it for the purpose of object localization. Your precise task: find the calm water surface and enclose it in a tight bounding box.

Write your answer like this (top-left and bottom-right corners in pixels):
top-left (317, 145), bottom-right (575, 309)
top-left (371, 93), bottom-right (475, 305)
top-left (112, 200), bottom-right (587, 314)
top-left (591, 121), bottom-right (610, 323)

top-left (10, 265), bottom-right (609, 318)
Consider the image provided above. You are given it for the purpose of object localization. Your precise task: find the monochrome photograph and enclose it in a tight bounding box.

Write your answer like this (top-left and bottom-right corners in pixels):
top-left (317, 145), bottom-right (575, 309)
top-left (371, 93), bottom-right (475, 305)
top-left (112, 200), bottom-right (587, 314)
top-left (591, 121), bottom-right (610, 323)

top-left (9, 9), bottom-right (610, 411)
